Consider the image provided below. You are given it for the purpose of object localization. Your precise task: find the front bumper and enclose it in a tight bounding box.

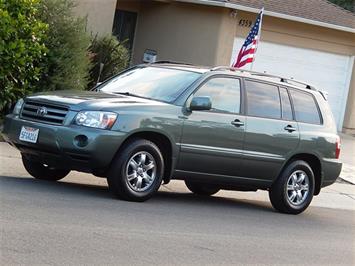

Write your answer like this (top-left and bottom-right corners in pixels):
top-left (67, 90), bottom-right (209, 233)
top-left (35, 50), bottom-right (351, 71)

top-left (2, 114), bottom-right (127, 174)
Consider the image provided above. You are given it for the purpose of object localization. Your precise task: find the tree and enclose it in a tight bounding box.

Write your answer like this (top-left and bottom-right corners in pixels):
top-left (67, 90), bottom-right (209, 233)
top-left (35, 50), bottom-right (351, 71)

top-left (328, 0), bottom-right (354, 12)
top-left (38, 0), bottom-right (90, 91)
top-left (0, 0), bottom-right (48, 114)
top-left (88, 35), bottom-right (129, 89)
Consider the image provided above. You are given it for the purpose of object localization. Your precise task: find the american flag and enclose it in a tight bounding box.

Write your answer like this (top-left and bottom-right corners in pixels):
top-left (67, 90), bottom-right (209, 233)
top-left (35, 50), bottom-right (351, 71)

top-left (232, 8), bottom-right (264, 68)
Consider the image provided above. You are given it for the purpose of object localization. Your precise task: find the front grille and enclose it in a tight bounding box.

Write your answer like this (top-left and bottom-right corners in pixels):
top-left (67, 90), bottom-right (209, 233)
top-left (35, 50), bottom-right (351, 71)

top-left (20, 100), bottom-right (68, 125)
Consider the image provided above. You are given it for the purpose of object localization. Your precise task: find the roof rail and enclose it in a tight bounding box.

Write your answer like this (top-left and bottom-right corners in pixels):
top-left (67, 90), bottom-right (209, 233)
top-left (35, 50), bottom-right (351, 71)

top-left (150, 60), bottom-right (192, 65)
top-left (211, 66), bottom-right (316, 91)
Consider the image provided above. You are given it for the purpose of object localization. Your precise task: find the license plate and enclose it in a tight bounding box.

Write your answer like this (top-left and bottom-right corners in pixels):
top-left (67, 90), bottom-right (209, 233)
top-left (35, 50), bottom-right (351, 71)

top-left (19, 126), bottom-right (39, 143)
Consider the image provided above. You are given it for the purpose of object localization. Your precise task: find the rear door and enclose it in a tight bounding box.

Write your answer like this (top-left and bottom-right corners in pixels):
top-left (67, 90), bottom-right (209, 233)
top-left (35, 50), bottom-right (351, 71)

top-left (242, 80), bottom-right (300, 181)
top-left (177, 76), bottom-right (246, 178)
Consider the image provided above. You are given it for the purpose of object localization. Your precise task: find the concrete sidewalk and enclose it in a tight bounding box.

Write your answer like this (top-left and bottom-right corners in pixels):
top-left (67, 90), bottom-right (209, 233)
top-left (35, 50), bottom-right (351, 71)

top-left (339, 133), bottom-right (355, 185)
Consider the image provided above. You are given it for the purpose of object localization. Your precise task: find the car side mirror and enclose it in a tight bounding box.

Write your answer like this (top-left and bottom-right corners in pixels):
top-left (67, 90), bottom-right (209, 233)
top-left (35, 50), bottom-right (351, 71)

top-left (189, 96), bottom-right (212, 111)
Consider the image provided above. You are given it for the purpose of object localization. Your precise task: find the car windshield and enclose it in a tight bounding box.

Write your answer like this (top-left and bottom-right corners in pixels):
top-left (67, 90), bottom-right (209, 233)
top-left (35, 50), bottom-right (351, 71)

top-left (99, 66), bottom-right (202, 102)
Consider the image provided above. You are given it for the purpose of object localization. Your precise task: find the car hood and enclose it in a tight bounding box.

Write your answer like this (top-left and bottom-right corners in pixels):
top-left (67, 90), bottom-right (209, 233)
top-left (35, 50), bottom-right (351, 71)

top-left (25, 90), bottom-right (169, 111)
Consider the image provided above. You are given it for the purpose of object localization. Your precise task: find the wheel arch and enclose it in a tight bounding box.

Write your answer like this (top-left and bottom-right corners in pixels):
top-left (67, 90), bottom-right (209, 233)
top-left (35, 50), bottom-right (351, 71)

top-left (111, 130), bottom-right (177, 184)
top-left (277, 153), bottom-right (322, 195)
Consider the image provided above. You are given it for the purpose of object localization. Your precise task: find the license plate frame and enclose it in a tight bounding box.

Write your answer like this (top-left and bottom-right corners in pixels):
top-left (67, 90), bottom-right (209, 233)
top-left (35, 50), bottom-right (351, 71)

top-left (19, 126), bottom-right (39, 143)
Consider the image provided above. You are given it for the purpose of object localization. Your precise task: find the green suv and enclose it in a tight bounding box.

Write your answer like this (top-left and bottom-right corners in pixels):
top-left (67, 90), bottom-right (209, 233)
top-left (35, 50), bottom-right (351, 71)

top-left (2, 63), bottom-right (342, 214)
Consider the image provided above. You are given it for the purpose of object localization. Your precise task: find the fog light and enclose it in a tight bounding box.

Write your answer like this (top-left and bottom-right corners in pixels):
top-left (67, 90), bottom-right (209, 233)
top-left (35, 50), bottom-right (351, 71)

top-left (74, 135), bottom-right (88, 147)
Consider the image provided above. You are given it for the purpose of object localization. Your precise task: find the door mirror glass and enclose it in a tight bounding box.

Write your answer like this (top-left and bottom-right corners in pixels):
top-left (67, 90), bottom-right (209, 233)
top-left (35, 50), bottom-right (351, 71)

top-left (189, 96), bottom-right (212, 111)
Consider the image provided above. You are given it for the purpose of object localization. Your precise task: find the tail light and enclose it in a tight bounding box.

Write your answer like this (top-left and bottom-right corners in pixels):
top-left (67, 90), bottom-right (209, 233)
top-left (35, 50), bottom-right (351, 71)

top-left (335, 136), bottom-right (341, 159)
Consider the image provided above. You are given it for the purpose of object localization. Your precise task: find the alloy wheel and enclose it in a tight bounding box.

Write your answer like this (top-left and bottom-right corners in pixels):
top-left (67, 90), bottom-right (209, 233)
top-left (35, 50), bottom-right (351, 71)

top-left (286, 170), bottom-right (310, 206)
top-left (125, 151), bottom-right (157, 192)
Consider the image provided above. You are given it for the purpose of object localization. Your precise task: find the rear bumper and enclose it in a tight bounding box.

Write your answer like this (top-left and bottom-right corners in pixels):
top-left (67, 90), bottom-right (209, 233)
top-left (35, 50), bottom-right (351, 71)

top-left (321, 158), bottom-right (342, 188)
top-left (2, 114), bottom-right (127, 174)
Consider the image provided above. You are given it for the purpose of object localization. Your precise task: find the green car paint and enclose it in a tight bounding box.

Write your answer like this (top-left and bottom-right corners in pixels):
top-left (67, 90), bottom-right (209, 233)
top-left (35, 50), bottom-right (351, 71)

top-left (2, 64), bottom-right (342, 195)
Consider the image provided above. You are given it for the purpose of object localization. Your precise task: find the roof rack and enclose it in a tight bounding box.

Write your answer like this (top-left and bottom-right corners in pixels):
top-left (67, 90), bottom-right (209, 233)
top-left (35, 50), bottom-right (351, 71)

top-left (211, 66), bottom-right (316, 91)
top-left (150, 60), bottom-right (192, 65)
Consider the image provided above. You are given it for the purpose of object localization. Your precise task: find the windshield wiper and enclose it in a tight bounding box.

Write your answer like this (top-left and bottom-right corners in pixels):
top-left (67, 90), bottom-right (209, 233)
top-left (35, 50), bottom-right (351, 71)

top-left (112, 92), bottom-right (153, 100)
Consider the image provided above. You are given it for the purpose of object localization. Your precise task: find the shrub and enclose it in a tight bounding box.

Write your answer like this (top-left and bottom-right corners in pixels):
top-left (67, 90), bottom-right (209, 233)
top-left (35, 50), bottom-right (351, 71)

top-left (88, 35), bottom-right (129, 89)
top-left (37, 0), bottom-right (90, 91)
top-left (0, 0), bottom-right (48, 115)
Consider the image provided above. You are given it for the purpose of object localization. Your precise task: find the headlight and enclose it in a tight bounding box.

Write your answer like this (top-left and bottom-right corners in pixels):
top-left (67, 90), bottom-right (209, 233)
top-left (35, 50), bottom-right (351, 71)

top-left (13, 98), bottom-right (24, 115)
top-left (74, 111), bottom-right (117, 129)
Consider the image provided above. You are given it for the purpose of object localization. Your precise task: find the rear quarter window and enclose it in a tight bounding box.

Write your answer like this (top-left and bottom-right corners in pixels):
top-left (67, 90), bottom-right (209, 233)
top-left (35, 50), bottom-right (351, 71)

top-left (289, 89), bottom-right (321, 124)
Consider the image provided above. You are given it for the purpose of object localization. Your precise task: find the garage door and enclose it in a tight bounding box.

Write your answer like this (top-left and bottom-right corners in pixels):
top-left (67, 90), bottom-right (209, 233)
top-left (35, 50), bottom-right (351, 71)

top-left (230, 38), bottom-right (354, 130)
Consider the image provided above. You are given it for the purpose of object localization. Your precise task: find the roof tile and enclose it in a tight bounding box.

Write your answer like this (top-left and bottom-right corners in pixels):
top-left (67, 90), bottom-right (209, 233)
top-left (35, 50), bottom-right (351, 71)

top-left (228, 0), bottom-right (355, 29)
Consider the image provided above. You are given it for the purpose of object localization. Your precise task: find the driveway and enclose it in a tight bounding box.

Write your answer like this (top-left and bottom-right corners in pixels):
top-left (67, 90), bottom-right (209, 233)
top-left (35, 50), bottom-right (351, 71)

top-left (0, 138), bottom-right (354, 265)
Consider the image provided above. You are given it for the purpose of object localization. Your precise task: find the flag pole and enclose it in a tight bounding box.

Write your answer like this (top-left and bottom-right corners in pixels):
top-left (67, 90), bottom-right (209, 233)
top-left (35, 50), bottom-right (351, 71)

top-left (250, 7), bottom-right (264, 71)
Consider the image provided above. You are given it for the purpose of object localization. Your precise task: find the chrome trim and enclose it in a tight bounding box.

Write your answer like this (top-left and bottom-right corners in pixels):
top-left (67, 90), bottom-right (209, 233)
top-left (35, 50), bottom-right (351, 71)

top-left (178, 143), bottom-right (284, 161)
top-left (180, 143), bottom-right (243, 156)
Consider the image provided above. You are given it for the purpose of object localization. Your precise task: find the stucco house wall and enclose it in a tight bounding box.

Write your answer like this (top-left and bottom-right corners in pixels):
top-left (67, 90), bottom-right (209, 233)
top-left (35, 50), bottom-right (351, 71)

top-left (74, 0), bottom-right (355, 133)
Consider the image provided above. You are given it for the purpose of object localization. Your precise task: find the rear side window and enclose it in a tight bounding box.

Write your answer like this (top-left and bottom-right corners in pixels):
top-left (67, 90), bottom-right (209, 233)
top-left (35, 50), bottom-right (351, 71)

top-left (194, 77), bottom-right (241, 113)
top-left (289, 90), bottom-right (321, 124)
top-left (245, 80), bottom-right (281, 119)
top-left (280, 87), bottom-right (293, 120)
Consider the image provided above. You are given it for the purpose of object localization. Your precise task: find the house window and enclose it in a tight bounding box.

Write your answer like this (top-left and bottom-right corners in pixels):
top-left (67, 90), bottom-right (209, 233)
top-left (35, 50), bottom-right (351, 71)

top-left (112, 10), bottom-right (137, 51)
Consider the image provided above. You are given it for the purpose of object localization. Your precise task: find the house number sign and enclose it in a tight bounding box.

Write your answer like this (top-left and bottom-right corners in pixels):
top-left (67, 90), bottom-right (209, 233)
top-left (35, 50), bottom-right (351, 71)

top-left (238, 19), bottom-right (253, 27)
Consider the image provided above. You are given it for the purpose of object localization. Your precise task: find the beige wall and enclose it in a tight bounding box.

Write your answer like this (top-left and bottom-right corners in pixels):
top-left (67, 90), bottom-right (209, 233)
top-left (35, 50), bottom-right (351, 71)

top-left (128, 2), bottom-right (355, 66)
top-left (343, 68), bottom-right (355, 133)
top-left (116, 0), bottom-right (141, 12)
top-left (74, 0), bottom-right (117, 35)
top-left (216, 10), bottom-right (355, 65)
top-left (131, 1), bottom-right (225, 66)
top-left (216, 10), bottom-right (355, 133)
top-left (75, 0), bottom-right (355, 133)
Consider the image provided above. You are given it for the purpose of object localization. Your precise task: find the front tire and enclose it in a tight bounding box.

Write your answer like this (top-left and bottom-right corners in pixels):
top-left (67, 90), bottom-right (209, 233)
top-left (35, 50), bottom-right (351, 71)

top-left (107, 139), bottom-right (164, 202)
top-left (22, 155), bottom-right (70, 181)
top-left (269, 160), bottom-right (315, 214)
top-left (185, 180), bottom-right (220, 196)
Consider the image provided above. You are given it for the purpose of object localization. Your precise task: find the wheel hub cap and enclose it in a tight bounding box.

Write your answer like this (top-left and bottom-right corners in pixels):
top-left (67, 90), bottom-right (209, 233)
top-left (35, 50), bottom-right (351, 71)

top-left (126, 151), bottom-right (157, 192)
top-left (286, 170), bottom-right (309, 206)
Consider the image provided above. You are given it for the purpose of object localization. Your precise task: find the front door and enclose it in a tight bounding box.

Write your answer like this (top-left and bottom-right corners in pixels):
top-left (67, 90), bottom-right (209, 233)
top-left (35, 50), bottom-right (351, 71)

top-left (242, 80), bottom-right (300, 181)
top-left (177, 76), bottom-right (246, 179)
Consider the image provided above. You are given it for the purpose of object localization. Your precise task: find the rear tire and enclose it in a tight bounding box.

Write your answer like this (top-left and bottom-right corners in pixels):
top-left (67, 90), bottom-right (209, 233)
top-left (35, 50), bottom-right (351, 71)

top-left (107, 139), bottom-right (164, 202)
top-left (185, 180), bottom-right (220, 196)
top-left (269, 160), bottom-right (315, 214)
top-left (22, 155), bottom-right (70, 181)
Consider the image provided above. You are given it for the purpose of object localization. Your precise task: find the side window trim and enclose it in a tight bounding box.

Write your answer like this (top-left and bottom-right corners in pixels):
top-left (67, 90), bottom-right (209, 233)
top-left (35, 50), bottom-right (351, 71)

top-left (277, 85), bottom-right (283, 119)
top-left (280, 86), bottom-right (295, 121)
top-left (187, 74), bottom-right (244, 115)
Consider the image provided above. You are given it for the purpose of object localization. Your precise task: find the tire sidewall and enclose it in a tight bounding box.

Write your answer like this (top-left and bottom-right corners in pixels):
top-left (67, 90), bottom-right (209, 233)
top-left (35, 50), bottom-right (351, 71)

top-left (281, 161), bottom-right (315, 212)
top-left (109, 139), bottom-right (164, 201)
top-left (185, 180), bottom-right (220, 196)
top-left (22, 155), bottom-right (70, 181)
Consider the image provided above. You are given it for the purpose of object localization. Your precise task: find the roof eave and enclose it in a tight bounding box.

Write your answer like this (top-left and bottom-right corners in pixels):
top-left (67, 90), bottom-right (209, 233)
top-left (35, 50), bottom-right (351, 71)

top-left (174, 0), bottom-right (355, 33)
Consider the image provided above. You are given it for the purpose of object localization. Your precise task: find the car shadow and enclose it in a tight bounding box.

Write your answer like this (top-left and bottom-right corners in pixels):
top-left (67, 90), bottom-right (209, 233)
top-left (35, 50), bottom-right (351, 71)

top-left (0, 175), bottom-right (273, 213)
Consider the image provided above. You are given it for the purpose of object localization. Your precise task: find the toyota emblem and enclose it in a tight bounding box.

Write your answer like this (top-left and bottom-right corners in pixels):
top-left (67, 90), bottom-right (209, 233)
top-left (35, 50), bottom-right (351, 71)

top-left (37, 106), bottom-right (48, 116)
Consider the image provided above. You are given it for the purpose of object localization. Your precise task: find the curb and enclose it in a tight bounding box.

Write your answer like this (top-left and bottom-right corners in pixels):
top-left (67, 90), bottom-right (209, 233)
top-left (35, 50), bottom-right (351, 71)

top-left (337, 177), bottom-right (355, 185)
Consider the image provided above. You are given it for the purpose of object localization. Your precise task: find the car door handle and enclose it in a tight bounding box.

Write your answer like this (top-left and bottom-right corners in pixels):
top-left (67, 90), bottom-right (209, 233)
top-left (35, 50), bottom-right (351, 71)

top-left (284, 125), bottom-right (296, 132)
top-left (231, 119), bottom-right (244, 127)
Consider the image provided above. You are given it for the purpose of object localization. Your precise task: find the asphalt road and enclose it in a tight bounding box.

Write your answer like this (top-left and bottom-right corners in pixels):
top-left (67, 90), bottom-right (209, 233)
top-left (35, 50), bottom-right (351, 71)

top-left (1, 144), bottom-right (355, 265)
